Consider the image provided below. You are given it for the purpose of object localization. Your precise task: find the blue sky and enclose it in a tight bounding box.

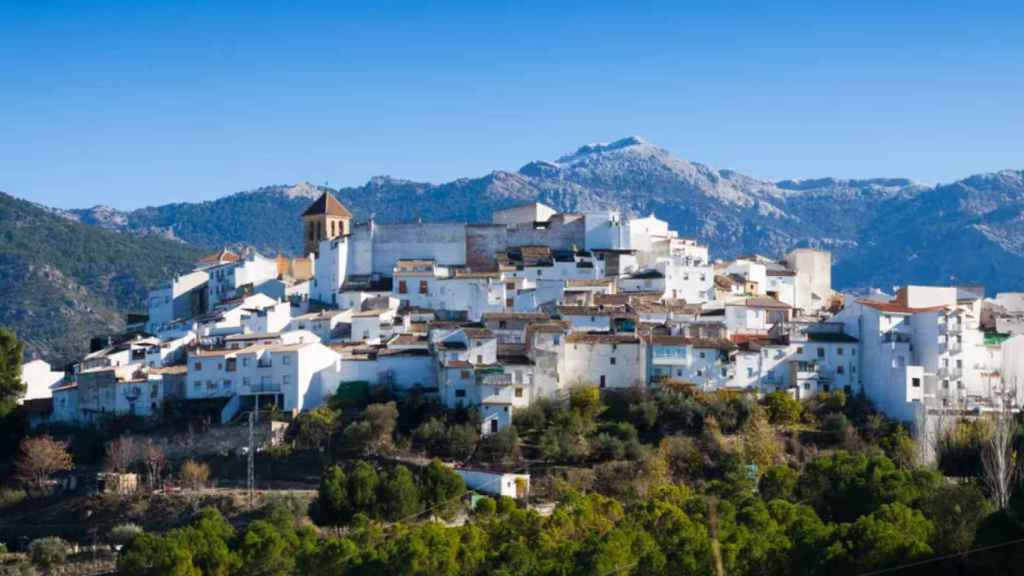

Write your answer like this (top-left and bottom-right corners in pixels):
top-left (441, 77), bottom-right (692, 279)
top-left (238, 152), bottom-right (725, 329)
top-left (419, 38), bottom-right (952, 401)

top-left (2, 1), bottom-right (1022, 209)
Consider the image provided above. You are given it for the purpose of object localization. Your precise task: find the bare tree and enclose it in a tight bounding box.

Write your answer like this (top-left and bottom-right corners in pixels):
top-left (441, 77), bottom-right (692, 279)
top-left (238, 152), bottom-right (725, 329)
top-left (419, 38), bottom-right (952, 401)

top-left (141, 439), bottom-right (166, 489)
top-left (178, 459), bottom-right (210, 490)
top-left (104, 436), bottom-right (139, 473)
top-left (14, 435), bottom-right (74, 491)
top-left (983, 394), bottom-right (1017, 511)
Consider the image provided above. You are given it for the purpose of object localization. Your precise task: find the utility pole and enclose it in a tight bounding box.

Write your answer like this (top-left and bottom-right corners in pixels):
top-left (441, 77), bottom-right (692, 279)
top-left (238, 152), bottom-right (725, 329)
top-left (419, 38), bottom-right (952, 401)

top-left (247, 410), bottom-right (255, 510)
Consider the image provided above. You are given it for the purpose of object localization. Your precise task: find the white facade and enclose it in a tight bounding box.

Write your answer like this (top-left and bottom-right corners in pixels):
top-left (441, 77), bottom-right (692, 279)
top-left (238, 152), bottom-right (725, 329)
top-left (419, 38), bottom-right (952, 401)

top-left (311, 237), bottom-right (349, 305)
top-left (20, 359), bottom-right (65, 402)
top-left (561, 334), bottom-right (645, 389)
top-left (146, 270), bottom-right (209, 332)
top-left (455, 468), bottom-right (530, 499)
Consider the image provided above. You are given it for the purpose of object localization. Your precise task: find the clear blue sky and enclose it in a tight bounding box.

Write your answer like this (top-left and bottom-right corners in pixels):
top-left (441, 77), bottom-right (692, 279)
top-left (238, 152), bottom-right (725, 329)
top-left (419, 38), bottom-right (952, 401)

top-left (2, 1), bottom-right (1022, 210)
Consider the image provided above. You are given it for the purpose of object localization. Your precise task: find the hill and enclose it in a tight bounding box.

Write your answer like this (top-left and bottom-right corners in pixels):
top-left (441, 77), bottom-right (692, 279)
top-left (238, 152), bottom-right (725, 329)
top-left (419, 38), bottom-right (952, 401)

top-left (0, 192), bottom-right (204, 365)
top-left (65, 137), bottom-right (1024, 292)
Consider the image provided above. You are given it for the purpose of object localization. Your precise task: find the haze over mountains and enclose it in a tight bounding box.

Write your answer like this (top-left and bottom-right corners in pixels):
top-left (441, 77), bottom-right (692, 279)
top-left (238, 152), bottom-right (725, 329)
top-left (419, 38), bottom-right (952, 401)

top-left (64, 136), bottom-right (1024, 293)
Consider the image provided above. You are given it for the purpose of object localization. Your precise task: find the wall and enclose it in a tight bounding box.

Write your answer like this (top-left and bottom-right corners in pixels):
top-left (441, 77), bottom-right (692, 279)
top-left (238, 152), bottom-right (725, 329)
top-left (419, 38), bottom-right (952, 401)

top-left (372, 222), bottom-right (467, 275)
top-left (466, 225), bottom-right (508, 270)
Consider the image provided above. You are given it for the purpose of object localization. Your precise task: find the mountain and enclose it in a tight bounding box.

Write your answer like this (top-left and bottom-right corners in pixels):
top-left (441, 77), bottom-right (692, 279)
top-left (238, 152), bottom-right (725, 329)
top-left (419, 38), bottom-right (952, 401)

top-left (64, 136), bottom-right (1023, 292)
top-left (0, 192), bottom-right (204, 365)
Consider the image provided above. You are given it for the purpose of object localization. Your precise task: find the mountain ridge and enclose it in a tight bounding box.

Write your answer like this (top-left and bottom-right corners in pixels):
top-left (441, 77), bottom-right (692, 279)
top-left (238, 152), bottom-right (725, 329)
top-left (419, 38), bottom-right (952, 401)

top-left (54, 137), bottom-right (1023, 292)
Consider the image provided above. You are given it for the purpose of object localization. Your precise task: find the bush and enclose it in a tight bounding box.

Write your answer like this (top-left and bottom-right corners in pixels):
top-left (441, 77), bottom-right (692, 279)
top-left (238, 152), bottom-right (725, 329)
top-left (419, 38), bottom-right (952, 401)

top-left (0, 488), bottom-right (26, 511)
top-left (0, 562), bottom-right (36, 576)
top-left (109, 523), bottom-right (145, 547)
top-left (759, 465), bottom-right (798, 501)
top-left (28, 537), bottom-right (68, 570)
top-left (764, 392), bottom-right (802, 425)
top-left (179, 459), bottom-right (211, 490)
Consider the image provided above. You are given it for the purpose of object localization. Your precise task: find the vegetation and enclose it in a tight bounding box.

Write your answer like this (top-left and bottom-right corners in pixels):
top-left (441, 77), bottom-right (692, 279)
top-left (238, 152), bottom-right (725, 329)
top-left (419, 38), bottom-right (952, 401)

top-left (0, 191), bottom-right (204, 365)
top-left (0, 328), bottom-right (24, 419)
top-left (27, 537), bottom-right (68, 571)
top-left (13, 435), bottom-right (73, 492)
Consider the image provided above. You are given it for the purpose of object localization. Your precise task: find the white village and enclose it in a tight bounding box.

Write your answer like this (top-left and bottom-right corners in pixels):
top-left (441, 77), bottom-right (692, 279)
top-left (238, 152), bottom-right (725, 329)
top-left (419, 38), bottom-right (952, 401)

top-left (17, 191), bottom-right (1024, 464)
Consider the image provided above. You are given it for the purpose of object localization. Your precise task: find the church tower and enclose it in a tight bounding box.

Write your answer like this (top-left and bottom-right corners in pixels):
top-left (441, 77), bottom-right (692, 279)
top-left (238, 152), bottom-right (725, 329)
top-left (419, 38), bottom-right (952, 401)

top-left (301, 191), bottom-right (352, 256)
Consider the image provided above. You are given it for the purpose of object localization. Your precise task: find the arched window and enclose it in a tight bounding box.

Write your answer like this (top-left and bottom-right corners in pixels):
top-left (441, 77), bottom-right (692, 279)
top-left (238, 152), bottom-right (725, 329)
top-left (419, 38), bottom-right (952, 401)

top-left (308, 223), bottom-right (315, 241)
top-left (331, 220), bottom-right (337, 237)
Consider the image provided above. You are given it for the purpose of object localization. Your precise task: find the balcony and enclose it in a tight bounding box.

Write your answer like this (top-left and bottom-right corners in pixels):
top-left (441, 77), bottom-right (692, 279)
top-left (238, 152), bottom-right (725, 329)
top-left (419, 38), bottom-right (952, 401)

top-left (480, 372), bottom-right (513, 387)
top-left (881, 332), bottom-right (911, 344)
top-left (247, 381), bottom-right (282, 393)
top-left (937, 367), bottom-right (962, 380)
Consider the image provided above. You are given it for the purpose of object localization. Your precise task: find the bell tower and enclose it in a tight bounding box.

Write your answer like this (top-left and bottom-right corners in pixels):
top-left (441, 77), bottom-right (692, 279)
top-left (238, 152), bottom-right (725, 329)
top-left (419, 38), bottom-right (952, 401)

top-left (301, 191), bottom-right (352, 256)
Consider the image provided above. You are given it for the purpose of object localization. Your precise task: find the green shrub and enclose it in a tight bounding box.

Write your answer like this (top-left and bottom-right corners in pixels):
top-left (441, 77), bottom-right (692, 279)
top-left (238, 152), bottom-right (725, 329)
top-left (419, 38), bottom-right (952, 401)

top-left (28, 537), bottom-right (68, 570)
top-left (109, 523), bottom-right (144, 547)
top-left (0, 488), bottom-right (26, 511)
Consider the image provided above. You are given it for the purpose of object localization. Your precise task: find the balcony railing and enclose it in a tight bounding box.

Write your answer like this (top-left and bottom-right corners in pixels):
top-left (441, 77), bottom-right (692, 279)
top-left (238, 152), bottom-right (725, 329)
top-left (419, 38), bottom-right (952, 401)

top-left (247, 382), bottom-right (282, 393)
top-left (937, 367), bottom-right (962, 380)
top-left (480, 373), bottom-right (514, 386)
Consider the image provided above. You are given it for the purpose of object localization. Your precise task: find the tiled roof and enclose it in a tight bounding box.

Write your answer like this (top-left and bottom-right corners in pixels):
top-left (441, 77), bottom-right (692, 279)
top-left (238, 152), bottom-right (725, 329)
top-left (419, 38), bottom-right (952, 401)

top-left (857, 300), bottom-right (948, 314)
top-left (481, 312), bottom-right (549, 322)
top-left (565, 332), bottom-right (640, 345)
top-left (462, 328), bottom-right (496, 339)
top-left (197, 248), bottom-right (240, 266)
top-left (739, 297), bottom-right (792, 309)
top-left (646, 335), bottom-right (736, 350)
top-left (301, 191), bottom-right (353, 218)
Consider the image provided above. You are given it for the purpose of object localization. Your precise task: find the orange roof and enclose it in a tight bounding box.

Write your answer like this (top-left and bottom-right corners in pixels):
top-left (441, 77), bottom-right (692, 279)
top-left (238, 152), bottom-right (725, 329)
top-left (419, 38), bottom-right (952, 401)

top-left (197, 248), bottom-right (240, 266)
top-left (302, 191), bottom-right (352, 218)
top-left (857, 300), bottom-right (948, 314)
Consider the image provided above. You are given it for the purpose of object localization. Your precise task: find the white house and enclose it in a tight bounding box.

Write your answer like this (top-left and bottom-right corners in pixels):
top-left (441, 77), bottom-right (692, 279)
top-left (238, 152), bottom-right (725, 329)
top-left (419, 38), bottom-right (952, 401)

top-left (19, 359), bottom-right (65, 402)
top-left (455, 468), bottom-right (530, 499)
top-left (561, 332), bottom-right (645, 390)
top-left (146, 270), bottom-right (209, 332)
top-left (187, 341), bottom-right (341, 422)
top-left (645, 335), bottom-right (734, 389)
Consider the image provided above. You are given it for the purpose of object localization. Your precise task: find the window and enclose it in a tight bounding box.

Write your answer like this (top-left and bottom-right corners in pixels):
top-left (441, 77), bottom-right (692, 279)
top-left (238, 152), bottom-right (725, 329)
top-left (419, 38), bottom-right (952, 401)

top-left (599, 375), bottom-right (606, 388)
top-left (282, 375), bottom-right (291, 386)
top-left (282, 355), bottom-right (290, 365)
top-left (419, 280), bottom-right (428, 295)
top-left (553, 335), bottom-right (561, 345)
top-left (837, 366), bottom-right (845, 375)
top-left (243, 377), bottom-right (251, 386)
top-left (699, 352), bottom-right (706, 359)
top-left (460, 370), bottom-right (471, 379)
top-left (455, 389), bottom-right (466, 398)
top-left (398, 280), bottom-right (407, 294)
top-left (499, 320), bottom-right (507, 329)
top-left (912, 377), bottom-right (921, 388)
top-left (796, 347), bottom-right (804, 354)
top-left (515, 387), bottom-right (523, 398)
top-left (747, 367), bottom-right (754, 378)
top-left (476, 355), bottom-right (483, 364)
top-left (537, 269), bottom-right (543, 277)
top-left (193, 380), bottom-right (202, 389)
top-left (194, 361), bottom-right (202, 370)
top-left (696, 369), bottom-right (704, 377)
top-left (242, 357), bottom-right (249, 367)
top-left (817, 348), bottom-right (825, 359)
top-left (837, 347), bottom-right (844, 356)
top-left (226, 358), bottom-right (237, 372)
top-left (222, 379), bottom-right (231, 389)
top-left (852, 349), bottom-right (857, 356)
top-left (610, 357), bottom-right (616, 365)
top-left (261, 375), bottom-right (272, 386)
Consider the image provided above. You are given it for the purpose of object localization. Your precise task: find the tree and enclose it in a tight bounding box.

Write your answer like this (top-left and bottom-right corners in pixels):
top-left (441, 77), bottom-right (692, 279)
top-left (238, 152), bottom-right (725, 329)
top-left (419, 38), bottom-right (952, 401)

top-left (378, 465), bottom-right (421, 521)
top-left (14, 435), bottom-right (73, 491)
top-left (983, 406), bottom-right (1017, 511)
top-left (742, 406), bottom-right (781, 467)
top-left (236, 520), bottom-right (294, 576)
top-left (105, 435), bottom-right (139, 473)
top-left (764, 392), bottom-right (802, 425)
top-left (418, 459), bottom-right (465, 520)
top-left (311, 465), bottom-right (350, 529)
top-left (142, 438), bottom-right (166, 489)
top-left (295, 407), bottom-right (339, 452)
top-left (570, 385), bottom-right (606, 422)
top-left (109, 523), bottom-right (144, 548)
top-left (28, 537), bottom-right (68, 571)
top-left (119, 533), bottom-right (199, 576)
top-left (0, 328), bottom-right (25, 419)
top-left (920, 483), bottom-right (991, 557)
top-left (759, 465), bottom-right (798, 501)
top-left (347, 461), bottom-right (380, 517)
top-left (167, 508), bottom-right (239, 576)
top-left (178, 459), bottom-right (210, 490)
top-left (362, 402), bottom-right (399, 454)
top-left (477, 426), bottom-right (521, 464)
